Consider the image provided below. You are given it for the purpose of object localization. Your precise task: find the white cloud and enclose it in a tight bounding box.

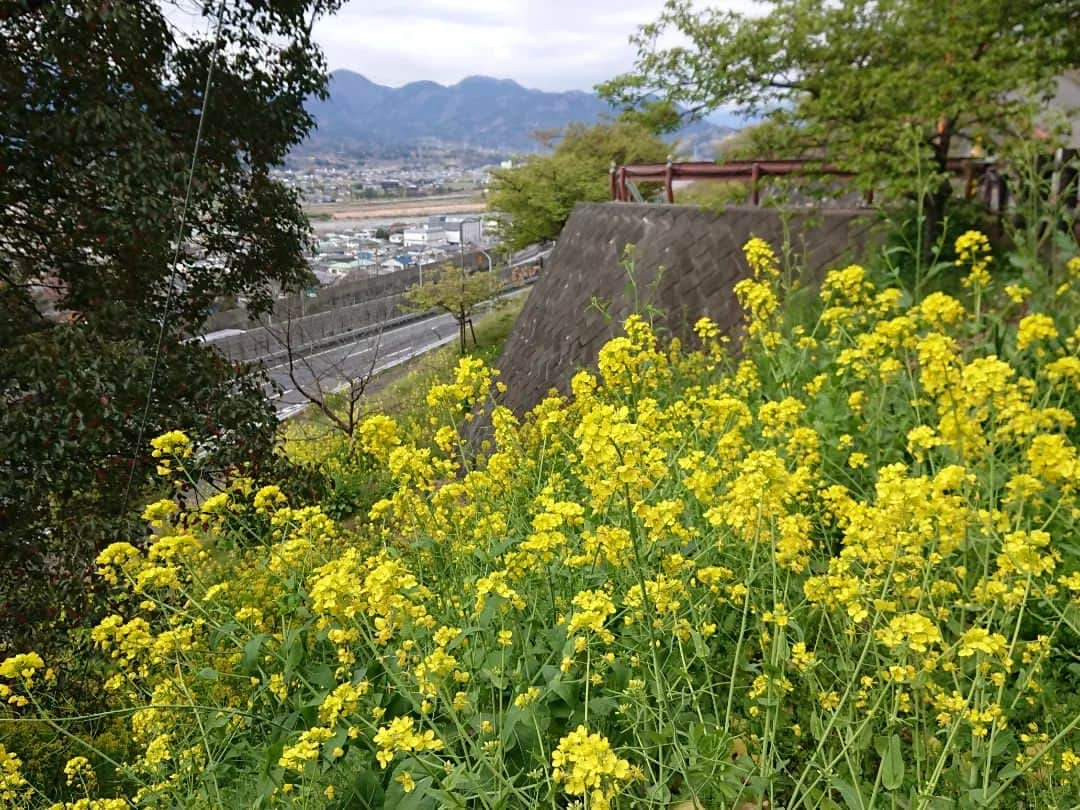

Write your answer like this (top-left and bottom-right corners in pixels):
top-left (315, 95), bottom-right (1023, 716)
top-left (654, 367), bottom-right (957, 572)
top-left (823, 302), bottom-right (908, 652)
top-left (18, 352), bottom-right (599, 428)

top-left (313, 0), bottom-right (759, 92)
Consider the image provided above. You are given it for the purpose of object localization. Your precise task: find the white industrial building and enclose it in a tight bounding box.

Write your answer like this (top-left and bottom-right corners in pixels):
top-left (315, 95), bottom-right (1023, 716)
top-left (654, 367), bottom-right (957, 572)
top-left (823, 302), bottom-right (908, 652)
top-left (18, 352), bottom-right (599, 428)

top-left (403, 225), bottom-right (447, 247)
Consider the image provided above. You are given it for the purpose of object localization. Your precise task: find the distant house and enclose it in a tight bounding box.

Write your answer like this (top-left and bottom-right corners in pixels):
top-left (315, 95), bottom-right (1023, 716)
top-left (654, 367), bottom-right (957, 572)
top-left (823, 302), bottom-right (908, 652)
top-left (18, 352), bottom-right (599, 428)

top-left (328, 260), bottom-right (360, 277)
top-left (416, 249), bottom-right (445, 266)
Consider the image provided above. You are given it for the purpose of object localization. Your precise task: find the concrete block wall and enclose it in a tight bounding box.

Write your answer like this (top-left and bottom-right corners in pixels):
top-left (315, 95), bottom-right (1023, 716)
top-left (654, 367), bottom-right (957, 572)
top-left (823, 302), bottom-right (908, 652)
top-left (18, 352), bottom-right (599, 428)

top-left (495, 203), bottom-right (879, 415)
top-left (210, 293), bottom-right (407, 363)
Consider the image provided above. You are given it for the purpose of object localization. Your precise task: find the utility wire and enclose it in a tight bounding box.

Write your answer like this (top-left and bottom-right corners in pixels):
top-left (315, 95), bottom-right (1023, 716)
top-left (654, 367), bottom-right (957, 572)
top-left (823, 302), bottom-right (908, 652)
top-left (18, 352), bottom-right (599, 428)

top-left (119, 0), bottom-right (227, 522)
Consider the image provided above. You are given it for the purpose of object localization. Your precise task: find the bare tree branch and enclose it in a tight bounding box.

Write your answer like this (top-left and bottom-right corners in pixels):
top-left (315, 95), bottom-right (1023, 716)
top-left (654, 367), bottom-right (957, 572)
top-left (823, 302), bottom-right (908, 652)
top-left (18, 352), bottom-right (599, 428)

top-left (262, 297), bottom-right (389, 435)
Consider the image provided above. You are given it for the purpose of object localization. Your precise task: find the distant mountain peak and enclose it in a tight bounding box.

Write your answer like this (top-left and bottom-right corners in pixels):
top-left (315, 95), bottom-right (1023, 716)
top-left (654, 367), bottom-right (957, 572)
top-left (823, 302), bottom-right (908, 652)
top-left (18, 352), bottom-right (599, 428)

top-left (328, 69), bottom-right (378, 86)
top-left (455, 75), bottom-right (524, 89)
top-left (302, 70), bottom-right (733, 156)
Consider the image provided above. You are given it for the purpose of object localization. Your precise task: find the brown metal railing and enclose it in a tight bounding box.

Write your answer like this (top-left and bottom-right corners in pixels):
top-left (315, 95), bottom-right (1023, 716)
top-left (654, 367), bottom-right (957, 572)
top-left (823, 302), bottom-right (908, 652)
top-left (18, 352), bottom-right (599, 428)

top-left (609, 157), bottom-right (1003, 208)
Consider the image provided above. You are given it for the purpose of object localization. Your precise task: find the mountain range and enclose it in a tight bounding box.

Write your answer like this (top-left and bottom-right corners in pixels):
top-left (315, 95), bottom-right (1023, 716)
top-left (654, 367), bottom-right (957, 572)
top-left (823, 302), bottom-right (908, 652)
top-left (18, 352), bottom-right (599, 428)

top-left (301, 70), bottom-right (735, 156)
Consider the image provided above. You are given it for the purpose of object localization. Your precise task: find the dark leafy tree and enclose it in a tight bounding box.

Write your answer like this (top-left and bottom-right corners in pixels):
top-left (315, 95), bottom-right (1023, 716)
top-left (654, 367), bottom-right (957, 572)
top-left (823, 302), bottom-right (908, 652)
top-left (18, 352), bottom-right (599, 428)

top-left (0, 0), bottom-right (343, 648)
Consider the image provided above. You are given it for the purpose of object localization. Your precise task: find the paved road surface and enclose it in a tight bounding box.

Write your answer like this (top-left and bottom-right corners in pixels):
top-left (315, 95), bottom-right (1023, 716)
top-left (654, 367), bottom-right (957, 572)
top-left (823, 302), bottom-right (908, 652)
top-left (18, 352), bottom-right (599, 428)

top-left (265, 312), bottom-right (455, 419)
top-left (264, 286), bottom-right (530, 419)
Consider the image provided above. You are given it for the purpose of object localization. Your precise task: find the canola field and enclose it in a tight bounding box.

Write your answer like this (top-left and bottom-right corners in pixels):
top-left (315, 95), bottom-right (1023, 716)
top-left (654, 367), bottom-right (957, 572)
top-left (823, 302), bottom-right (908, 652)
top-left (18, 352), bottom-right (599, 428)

top-left (5, 235), bottom-right (1080, 808)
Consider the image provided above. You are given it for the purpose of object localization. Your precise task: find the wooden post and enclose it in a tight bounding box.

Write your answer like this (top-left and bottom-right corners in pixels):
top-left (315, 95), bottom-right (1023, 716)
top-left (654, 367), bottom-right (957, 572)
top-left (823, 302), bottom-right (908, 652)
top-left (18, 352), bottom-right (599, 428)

top-left (750, 162), bottom-right (761, 205)
top-left (864, 187), bottom-right (874, 206)
top-left (609, 160), bottom-right (617, 201)
top-left (618, 166), bottom-right (627, 202)
top-left (963, 160), bottom-right (976, 200)
top-left (664, 154), bottom-right (674, 204)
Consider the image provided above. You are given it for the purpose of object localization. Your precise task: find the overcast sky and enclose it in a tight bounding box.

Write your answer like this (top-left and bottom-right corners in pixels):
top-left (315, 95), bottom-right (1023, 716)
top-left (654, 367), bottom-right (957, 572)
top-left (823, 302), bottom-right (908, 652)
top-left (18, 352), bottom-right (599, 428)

top-left (312, 0), bottom-right (757, 93)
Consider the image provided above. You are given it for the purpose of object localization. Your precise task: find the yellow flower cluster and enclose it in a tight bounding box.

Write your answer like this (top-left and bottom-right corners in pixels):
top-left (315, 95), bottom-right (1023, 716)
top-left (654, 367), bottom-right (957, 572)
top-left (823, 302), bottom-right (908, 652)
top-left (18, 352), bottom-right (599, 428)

top-left (566, 588), bottom-right (616, 644)
top-left (875, 613), bottom-right (943, 654)
top-left (551, 725), bottom-right (633, 809)
top-left (955, 229), bottom-right (992, 287)
top-left (149, 429), bottom-right (191, 476)
top-left (372, 715), bottom-right (444, 768)
top-left (63, 757), bottom-right (95, 790)
top-left (1016, 313), bottom-right (1058, 352)
top-left (358, 413), bottom-right (401, 461)
top-left (0, 744), bottom-right (29, 804)
top-left (278, 726), bottom-right (334, 772)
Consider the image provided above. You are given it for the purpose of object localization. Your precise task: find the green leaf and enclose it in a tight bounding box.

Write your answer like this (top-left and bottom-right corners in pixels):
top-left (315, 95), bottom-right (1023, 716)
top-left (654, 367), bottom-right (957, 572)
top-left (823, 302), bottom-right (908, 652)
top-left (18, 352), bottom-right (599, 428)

top-left (284, 629), bottom-right (305, 672)
top-left (242, 634), bottom-right (269, 674)
top-left (541, 666), bottom-right (579, 706)
top-left (990, 730), bottom-right (1015, 757)
top-left (831, 775), bottom-right (868, 810)
top-left (967, 785), bottom-right (1001, 806)
top-left (878, 733), bottom-right (904, 791)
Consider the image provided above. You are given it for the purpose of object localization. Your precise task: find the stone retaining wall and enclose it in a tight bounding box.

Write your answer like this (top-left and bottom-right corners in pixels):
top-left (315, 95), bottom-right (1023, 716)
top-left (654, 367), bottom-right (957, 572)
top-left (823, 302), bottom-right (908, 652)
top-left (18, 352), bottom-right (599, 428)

top-left (495, 203), bottom-right (878, 414)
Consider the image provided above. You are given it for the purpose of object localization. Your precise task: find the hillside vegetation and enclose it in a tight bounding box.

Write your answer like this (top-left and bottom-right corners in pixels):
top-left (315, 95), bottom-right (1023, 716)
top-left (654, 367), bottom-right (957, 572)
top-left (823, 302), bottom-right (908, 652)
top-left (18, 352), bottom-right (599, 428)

top-left (4, 234), bottom-right (1080, 808)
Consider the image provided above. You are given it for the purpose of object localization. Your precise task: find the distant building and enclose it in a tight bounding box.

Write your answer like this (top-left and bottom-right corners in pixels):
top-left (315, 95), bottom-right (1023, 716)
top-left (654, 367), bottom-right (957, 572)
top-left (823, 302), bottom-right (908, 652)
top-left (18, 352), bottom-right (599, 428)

top-left (328, 260), bottom-right (360, 277)
top-left (461, 218), bottom-right (482, 245)
top-left (403, 225), bottom-right (447, 248)
top-left (444, 218), bottom-right (482, 245)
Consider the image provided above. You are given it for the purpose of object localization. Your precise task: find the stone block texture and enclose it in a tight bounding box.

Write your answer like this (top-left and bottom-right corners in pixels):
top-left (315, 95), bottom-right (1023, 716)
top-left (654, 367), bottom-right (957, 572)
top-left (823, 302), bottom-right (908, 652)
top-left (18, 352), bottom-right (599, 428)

top-left (496, 203), bottom-right (878, 415)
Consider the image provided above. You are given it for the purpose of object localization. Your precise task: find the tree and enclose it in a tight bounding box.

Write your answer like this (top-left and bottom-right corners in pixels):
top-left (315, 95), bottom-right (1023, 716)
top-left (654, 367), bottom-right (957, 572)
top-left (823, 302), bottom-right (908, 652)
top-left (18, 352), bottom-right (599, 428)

top-left (405, 266), bottom-right (504, 354)
top-left (0, 0), bottom-right (342, 646)
top-left (487, 119), bottom-right (671, 251)
top-left (599, 0), bottom-right (1080, 240)
top-left (265, 298), bottom-right (396, 436)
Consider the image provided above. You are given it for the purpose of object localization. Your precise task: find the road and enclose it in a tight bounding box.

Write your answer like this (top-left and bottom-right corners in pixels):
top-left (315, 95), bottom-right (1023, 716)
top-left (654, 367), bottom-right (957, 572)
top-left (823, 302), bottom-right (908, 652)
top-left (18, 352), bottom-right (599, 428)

top-left (265, 311), bottom-right (456, 419)
top-left (263, 285), bottom-right (533, 420)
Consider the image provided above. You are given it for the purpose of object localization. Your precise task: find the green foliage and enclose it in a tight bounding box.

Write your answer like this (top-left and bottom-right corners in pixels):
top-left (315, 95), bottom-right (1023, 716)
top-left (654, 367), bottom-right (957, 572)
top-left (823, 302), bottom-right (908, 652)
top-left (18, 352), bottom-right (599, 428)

top-left (615, 99), bottom-right (684, 136)
top-left (0, 0), bottom-right (343, 649)
top-left (997, 138), bottom-right (1080, 275)
top-left (486, 120), bottom-right (670, 251)
top-left (0, 319), bottom-right (279, 644)
top-left (404, 266), bottom-right (505, 353)
top-left (676, 179), bottom-right (753, 211)
top-left (600, 0), bottom-right (1080, 202)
